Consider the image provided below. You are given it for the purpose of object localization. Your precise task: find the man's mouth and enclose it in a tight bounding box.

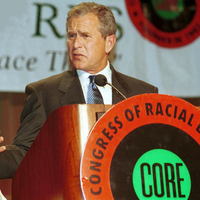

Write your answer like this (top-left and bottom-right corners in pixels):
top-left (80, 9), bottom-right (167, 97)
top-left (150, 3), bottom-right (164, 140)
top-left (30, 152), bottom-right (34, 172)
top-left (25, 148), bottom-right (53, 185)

top-left (73, 53), bottom-right (84, 58)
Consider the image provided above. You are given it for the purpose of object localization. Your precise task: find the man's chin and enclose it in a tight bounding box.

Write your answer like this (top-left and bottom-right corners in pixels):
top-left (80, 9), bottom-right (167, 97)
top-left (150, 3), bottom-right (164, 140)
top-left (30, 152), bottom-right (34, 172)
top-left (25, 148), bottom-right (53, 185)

top-left (72, 64), bottom-right (87, 71)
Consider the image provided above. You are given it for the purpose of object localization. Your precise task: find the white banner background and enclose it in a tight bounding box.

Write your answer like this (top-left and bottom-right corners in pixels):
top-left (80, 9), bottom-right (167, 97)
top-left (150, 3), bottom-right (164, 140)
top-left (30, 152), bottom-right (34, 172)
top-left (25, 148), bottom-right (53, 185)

top-left (0, 0), bottom-right (199, 97)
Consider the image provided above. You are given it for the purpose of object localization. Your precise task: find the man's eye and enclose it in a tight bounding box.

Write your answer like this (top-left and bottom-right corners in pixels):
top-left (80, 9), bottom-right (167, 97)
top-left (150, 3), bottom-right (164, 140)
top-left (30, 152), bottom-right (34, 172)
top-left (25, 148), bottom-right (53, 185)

top-left (83, 34), bottom-right (89, 38)
top-left (68, 34), bottom-right (76, 38)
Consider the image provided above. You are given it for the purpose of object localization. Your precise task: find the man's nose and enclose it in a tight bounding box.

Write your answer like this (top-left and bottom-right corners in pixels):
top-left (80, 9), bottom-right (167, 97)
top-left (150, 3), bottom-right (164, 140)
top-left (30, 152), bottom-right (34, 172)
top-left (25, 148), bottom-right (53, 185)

top-left (73, 36), bottom-right (82, 48)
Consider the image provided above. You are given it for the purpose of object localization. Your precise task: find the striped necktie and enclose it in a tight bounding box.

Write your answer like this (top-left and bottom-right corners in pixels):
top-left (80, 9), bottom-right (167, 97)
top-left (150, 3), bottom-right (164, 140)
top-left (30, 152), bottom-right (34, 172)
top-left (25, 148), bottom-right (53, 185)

top-left (87, 75), bottom-right (104, 104)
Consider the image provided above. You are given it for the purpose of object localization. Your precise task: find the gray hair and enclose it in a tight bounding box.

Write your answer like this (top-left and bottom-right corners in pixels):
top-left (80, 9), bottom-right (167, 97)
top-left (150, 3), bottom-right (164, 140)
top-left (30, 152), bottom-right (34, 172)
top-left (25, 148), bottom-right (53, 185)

top-left (66, 2), bottom-right (117, 38)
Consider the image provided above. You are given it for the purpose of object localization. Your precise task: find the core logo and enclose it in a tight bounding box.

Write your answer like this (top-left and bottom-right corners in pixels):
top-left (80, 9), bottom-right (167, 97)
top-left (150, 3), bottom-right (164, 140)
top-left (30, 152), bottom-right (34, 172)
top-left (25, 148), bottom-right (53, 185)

top-left (133, 149), bottom-right (191, 199)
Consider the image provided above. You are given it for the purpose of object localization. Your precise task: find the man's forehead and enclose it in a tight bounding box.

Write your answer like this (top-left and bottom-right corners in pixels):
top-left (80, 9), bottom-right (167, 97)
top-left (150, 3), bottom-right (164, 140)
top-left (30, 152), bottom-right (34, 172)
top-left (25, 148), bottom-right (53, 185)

top-left (67, 13), bottom-right (99, 30)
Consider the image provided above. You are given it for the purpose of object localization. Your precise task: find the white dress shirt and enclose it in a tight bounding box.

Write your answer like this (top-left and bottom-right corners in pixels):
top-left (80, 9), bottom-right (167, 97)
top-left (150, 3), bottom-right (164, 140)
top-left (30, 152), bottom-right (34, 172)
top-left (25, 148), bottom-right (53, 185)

top-left (77, 61), bottom-right (112, 105)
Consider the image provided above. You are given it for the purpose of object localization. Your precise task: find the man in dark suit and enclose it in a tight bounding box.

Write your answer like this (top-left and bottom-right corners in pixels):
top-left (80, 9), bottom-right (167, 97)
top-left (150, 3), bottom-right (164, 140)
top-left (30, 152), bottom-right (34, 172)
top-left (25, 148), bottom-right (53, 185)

top-left (0, 2), bottom-right (158, 179)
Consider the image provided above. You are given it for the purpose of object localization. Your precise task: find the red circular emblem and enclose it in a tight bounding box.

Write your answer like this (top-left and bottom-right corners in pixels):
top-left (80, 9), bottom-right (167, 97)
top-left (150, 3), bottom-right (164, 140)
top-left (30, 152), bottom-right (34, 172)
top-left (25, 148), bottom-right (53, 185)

top-left (125, 0), bottom-right (200, 48)
top-left (81, 94), bottom-right (200, 199)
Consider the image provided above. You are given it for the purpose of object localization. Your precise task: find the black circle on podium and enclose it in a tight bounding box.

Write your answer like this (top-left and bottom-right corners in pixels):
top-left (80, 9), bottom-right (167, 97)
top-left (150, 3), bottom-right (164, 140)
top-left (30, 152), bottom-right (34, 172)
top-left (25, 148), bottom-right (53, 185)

top-left (110, 123), bottom-right (200, 199)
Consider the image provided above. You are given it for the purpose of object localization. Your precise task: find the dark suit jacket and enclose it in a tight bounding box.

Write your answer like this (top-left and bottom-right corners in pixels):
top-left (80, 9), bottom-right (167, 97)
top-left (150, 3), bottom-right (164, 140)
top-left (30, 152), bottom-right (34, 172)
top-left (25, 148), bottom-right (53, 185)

top-left (0, 66), bottom-right (158, 179)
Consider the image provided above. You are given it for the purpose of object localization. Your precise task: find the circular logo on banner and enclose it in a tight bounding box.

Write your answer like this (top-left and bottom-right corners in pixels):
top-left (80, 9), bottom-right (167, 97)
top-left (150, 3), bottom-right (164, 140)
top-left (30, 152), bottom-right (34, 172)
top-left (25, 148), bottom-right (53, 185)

top-left (125, 0), bottom-right (200, 48)
top-left (80, 94), bottom-right (200, 199)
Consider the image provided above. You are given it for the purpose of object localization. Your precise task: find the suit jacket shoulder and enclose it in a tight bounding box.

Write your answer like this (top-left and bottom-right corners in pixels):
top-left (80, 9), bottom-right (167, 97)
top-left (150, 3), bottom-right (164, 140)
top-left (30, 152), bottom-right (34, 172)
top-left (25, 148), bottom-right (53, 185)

top-left (111, 67), bottom-right (158, 103)
top-left (26, 69), bottom-right (85, 115)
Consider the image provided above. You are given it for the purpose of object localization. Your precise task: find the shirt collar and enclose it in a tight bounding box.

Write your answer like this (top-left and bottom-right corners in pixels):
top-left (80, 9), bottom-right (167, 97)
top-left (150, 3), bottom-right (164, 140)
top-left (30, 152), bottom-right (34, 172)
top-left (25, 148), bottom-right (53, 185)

top-left (77, 61), bottom-right (112, 84)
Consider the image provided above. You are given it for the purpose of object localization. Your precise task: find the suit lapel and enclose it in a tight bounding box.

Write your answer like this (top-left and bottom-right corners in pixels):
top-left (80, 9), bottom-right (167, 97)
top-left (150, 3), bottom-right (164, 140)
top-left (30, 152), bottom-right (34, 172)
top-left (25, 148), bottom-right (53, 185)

top-left (58, 68), bottom-right (86, 106)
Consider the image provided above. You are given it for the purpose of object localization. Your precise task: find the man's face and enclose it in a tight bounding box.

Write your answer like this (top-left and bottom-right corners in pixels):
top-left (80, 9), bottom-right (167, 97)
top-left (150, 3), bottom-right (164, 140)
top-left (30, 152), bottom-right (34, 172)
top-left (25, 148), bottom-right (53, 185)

top-left (67, 13), bottom-right (110, 74)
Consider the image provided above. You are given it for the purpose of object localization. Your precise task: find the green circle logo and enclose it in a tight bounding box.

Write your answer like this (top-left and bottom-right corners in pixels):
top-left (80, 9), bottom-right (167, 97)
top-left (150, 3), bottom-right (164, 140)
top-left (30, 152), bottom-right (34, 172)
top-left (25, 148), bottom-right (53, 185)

top-left (133, 149), bottom-right (191, 199)
top-left (151, 0), bottom-right (184, 20)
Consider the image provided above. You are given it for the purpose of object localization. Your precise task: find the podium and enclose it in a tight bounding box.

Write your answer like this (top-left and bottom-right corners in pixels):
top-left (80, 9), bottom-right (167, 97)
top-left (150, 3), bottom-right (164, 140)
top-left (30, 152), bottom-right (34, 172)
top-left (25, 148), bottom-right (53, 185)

top-left (12, 104), bottom-right (113, 200)
top-left (12, 94), bottom-right (200, 199)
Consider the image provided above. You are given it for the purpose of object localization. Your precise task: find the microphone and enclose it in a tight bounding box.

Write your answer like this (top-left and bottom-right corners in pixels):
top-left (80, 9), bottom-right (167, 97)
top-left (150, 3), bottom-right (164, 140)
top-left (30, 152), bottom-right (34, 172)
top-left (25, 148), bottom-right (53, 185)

top-left (94, 74), bottom-right (127, 100)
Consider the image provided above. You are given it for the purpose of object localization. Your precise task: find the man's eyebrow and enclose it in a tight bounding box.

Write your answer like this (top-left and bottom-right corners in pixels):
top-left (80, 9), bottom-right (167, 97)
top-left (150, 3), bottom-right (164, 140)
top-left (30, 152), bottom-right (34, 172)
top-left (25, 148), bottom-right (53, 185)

top-left (67, 30), bottom-right (92, 37)
top-left (80, 31), bottom-right (91, 35)
top-left (67, 29), bottom-right (74, 33)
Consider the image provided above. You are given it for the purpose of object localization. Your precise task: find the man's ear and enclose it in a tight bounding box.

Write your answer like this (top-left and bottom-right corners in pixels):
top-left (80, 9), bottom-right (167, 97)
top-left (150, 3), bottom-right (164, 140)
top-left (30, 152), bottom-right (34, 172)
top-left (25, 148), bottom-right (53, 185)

top-left (105, 35), bottom-right (116, 54)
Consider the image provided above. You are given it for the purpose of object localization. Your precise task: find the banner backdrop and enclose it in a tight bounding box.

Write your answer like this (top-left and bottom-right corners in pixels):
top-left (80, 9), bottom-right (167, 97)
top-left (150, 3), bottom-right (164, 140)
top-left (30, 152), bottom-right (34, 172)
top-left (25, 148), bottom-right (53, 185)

top-left (0, 0), bottom-right (199, 97)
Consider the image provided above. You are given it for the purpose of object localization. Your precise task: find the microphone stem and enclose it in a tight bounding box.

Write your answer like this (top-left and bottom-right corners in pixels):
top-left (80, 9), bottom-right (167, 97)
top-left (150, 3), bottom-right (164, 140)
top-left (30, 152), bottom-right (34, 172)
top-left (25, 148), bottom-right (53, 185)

top-left (106, 82), bottom-right (127, 100)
